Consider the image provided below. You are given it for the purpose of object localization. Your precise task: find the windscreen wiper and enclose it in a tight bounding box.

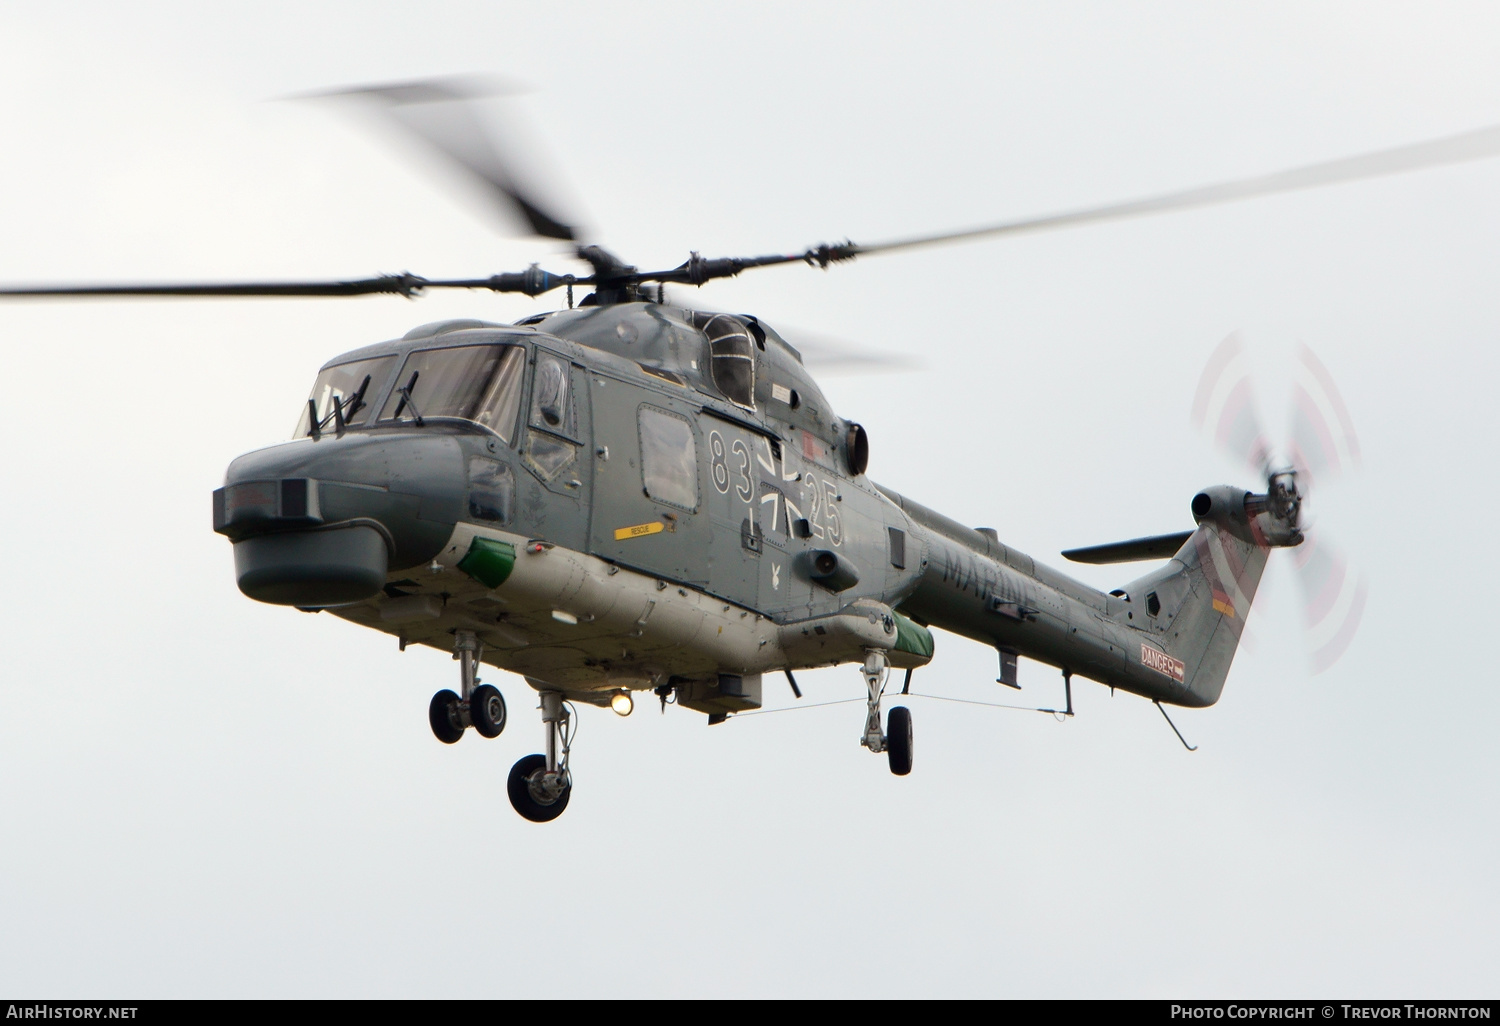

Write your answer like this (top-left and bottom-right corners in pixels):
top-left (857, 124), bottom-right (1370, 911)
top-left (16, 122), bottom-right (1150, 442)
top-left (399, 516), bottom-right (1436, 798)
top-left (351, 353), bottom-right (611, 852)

top-left (305, 374), bottom-right (375, 440)
top-left (342, 374), bottom-right (373, 422)
top-left (391, 370), bottom-right (426, 426)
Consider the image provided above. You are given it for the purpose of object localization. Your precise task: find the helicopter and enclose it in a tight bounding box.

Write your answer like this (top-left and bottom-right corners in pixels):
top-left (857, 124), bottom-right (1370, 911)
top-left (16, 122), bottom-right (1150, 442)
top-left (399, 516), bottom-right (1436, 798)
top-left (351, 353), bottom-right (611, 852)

top-left (0, 80), bottom-right (1475, 822)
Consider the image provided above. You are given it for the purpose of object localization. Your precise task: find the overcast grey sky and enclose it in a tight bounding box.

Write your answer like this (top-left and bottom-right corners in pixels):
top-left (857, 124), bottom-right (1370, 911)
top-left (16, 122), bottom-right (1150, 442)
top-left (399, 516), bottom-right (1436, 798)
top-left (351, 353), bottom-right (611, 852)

top-left (0, 1), bottom-right (1496, 998)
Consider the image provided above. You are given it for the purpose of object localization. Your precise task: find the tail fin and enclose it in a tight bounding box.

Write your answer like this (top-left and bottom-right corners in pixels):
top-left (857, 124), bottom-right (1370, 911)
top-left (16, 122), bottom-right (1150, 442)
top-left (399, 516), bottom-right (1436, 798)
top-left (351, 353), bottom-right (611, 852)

top-left (1125, 484), bottom-right (1298, 706)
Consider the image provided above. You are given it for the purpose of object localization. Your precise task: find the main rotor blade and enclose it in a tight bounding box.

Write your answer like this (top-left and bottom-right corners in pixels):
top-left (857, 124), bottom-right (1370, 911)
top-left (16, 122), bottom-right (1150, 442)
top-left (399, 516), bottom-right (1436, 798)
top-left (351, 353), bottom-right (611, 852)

top-left (848, 122), bottom-right (1500, 257)
top-left (775, 327), bottom-right (919, 373)
top-left (0, 275), bottom-right (431, 298)
top-left (0, 268), bottom-right (578, 300)
top-left (304, 77), bottom-right (582, 241)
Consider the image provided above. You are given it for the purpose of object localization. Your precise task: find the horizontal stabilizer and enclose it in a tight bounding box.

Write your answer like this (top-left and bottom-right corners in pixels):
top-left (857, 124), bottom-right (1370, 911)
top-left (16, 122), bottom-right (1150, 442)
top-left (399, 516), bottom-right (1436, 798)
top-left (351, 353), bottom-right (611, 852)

top-left (1061, 530), bottom-right (1193, 564)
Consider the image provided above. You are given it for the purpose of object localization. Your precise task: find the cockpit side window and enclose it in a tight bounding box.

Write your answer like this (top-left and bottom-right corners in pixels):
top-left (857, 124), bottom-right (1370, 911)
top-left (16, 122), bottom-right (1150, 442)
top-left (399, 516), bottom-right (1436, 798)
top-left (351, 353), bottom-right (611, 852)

top-left (294, 355), bottom-right (395, 438)
top-left (529, 351), bottom-right (574, 435)
top-left (524, 351), bottom-right (578, 480)
top-left (694, 312), bottom-right (756, 409)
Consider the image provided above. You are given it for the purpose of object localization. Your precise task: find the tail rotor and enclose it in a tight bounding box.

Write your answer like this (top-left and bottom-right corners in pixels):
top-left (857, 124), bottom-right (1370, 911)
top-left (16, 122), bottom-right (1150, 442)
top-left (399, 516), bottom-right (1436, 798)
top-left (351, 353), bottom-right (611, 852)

top-left (1191, 330), bottom-right (1275, 479)
top-left (1192, 333), bottom-right (1366, 673)
top-left (1288, 341), bottom-right (1362, 491)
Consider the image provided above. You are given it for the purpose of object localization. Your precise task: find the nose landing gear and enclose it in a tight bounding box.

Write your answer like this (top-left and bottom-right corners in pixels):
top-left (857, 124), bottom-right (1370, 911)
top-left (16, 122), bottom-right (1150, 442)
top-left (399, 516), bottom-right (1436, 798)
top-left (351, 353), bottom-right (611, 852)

top-left (427, 630), bottom-right (507, 744)
top-left (508, 691), bottom-right (574, 822)
top-left (859, 649), bottom-right (912, 776)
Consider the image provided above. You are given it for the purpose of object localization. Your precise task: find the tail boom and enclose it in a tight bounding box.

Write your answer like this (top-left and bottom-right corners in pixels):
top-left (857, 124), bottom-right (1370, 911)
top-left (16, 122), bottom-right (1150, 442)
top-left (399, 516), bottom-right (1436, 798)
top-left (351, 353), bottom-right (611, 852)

top-left (886, 483), bottom-right (1298, 707)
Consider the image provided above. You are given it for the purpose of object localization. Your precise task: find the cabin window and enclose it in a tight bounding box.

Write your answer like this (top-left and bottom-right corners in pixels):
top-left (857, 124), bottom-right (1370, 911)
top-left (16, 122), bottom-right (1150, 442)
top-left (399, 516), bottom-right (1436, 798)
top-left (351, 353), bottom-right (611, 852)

top-left (294, 355), bottom-right (395, 437)
top-left (639, 406), bottom-right (698, 510)
top-left (378, 344), bottom-right (526, 443)
top-left (888, 527), bottom-right (907, 569)
top-left (694, 312), bottom-right (756, 409)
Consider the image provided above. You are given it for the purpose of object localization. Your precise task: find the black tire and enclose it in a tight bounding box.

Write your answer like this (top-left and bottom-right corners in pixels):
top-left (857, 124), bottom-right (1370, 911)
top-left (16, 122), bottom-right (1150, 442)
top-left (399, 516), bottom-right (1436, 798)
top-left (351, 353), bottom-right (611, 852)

top-left (507, 753), bottom-right (571, 823)
top-left (428, 689), bottom-right (465, 744)
top-left (470, 684), bottom-right (507, 739)
top-left (887, 706), bottom-right (913, 776)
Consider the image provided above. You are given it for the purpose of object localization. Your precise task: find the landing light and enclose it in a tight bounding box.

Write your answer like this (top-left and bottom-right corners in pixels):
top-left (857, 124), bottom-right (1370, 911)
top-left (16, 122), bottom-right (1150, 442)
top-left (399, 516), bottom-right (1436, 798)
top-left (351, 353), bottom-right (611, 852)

top-left (610, 691), bottom-right (634, 717)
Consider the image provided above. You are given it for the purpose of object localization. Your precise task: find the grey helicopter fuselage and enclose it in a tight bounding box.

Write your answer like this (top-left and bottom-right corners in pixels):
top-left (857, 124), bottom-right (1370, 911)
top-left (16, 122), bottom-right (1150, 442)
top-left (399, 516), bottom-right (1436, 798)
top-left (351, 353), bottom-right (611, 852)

top-left (0, 68), bottom-right (1380, 817)
top-left (214, 298), bottom-right (1293, 717)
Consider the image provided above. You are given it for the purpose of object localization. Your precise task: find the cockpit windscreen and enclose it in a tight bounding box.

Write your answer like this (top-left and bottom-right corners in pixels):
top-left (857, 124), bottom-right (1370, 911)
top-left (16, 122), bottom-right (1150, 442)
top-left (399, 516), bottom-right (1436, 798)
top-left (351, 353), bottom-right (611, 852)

top-left (379, 344), bottom-right (527, 443)
top-left (294, 355), bottom-right (395, 438)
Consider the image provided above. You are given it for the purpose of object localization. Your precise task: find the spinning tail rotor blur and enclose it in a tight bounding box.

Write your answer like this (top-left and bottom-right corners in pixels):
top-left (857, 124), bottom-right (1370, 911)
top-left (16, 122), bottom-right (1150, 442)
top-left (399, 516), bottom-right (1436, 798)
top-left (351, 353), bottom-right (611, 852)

top-left (1192, 333), bottom-right (1367, 673)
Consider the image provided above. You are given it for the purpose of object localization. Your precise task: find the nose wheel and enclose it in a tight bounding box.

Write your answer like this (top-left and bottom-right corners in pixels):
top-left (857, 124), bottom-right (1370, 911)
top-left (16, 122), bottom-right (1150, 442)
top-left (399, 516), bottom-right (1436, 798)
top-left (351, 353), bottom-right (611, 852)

top-left (427, 630), bottom-right (507, 744)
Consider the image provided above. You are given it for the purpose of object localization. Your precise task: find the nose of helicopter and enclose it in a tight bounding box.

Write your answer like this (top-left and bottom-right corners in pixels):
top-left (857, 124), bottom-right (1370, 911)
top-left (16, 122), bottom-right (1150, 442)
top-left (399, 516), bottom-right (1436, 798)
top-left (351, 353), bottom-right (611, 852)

top-left (212, 431), bottom-right (468, 606)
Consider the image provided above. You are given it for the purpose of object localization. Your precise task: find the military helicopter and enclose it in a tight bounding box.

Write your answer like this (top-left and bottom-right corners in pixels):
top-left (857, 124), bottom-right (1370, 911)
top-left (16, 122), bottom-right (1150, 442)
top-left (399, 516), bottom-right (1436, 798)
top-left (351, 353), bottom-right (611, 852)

top-left (1, 81), bottom-right (1486, 821)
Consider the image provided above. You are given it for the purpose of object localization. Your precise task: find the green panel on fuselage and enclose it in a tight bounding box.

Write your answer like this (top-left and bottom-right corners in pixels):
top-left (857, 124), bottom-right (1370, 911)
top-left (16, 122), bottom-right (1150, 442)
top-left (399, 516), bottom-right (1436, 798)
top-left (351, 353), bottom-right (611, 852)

top-left (458, 536), bottom-right (516, 588)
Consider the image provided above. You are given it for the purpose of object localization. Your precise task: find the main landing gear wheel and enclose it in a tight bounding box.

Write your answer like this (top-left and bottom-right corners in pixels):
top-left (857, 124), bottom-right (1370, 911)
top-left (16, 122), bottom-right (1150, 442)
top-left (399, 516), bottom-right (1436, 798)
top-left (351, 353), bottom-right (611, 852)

top-left (428, 689), bottom-right (465, 744)
top-left (886, 706), bottom-right (913, 776)
top-left (855, 649), bottom-right (914, 775)
top-left (507, 691), bottom-right (574, 823)
top-left (427, 629), bottom-right (508, 745)
top-left (470, 683), bottom-right (507, 738)
top-left (507, 753), bottom-right (571, 822)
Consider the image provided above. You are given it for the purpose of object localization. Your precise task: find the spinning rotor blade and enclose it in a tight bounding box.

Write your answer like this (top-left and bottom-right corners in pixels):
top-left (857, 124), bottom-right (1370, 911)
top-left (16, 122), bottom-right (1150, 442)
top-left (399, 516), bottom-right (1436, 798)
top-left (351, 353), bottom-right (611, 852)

top-left (841, 121), bottom-right (1500, 258)
top-left (1191, 335), bottom-right (1367, 673)
top-left (1288, 342), bottom-right (1362, 489)
top-left (547, 116), bottom-right (1500, 283)
top-left (654, 291), bottom-right (915, 374)
top-left (0, 268), bottom-right (575, 300)
top-left (1191, 331), bottom-right (1274, 476)
top-left (302, 77), bottom-right (582, 241)
top-left (1292, 531), bottom-right (1367, 675)
top-left (0, 275), bottom-right (431, 299)
top-left (9, 92), bottom-right (1500, 312)
top-left (605, 117), bottom-right (1500, 282)
top-left (775, 328), bottom-right (919, 373)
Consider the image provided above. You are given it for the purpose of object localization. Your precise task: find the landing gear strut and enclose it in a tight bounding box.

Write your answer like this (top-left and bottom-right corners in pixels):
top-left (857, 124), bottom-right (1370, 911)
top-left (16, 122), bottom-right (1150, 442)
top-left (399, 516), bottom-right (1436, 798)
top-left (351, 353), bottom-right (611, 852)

top-left (859, 649), bottom-right (912, 776)
top-left (508, 691), bottom-right (574, 822)
top-left (428, 629), bottom-right (507, 744)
